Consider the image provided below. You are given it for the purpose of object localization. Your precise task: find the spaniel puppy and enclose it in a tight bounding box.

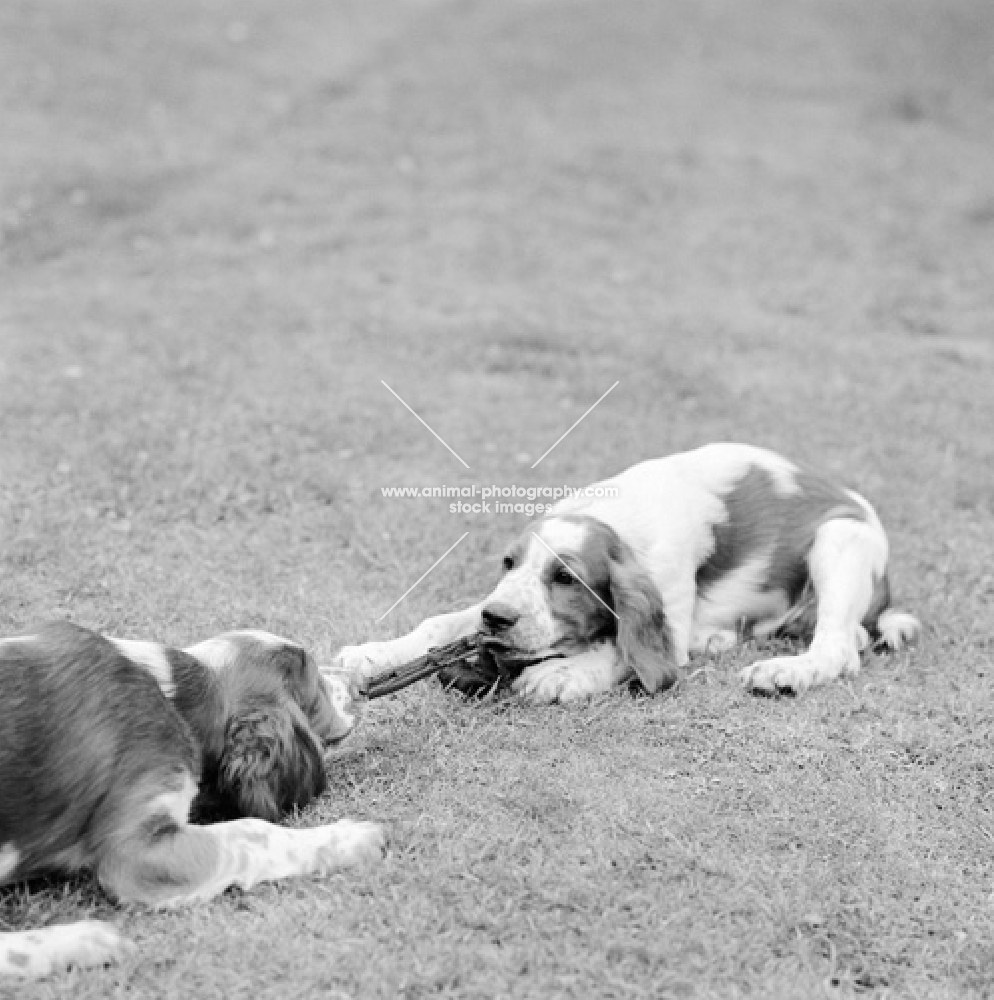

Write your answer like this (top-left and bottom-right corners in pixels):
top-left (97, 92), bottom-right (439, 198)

top-left (336, 443), bottom-right (920, 702)
top-left (0, 623), bottom-right (381, 979)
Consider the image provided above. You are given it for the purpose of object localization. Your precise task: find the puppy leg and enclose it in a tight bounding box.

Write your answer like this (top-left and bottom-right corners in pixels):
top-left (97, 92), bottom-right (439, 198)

top-left (742, 518), bottom-right (885, 694)
top-left (97, 772), bottom-right (386, 908)
top-left (689, 626), bottom-right (740, 656)
top-left (333, 604), bottom-right (484, 685)
top-left (101, 817), bottom-right (386, 908)
top-left (513, 642), bottom-right (627, 705)
top-left (0, 923), bottom-right (133, 979)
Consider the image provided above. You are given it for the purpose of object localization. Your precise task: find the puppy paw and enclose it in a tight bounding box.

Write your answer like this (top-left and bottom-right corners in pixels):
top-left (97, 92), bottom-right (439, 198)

top-left (513, 660), bottom-right (561, 704)
top-left (513, 663), bottom-right (601, 704)
top-left (741, 656), bottom-right (813, 695)
top-left (514, 674), bottom-right (564, 705)
top-left (317, 820), bottom-right (388, 870)
top-left (63, 921), bottom-right (135, 973)
top-left (0, 921), bottom-right (135, 979)
top-left (331, 645), bottom-right (382, 684)
top-left (742, 637), bottom-right (862, 694)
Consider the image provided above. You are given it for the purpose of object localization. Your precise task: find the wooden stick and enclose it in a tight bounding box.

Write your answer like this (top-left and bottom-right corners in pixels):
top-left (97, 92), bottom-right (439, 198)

top-left (364, 634), bottom-right (484, 700)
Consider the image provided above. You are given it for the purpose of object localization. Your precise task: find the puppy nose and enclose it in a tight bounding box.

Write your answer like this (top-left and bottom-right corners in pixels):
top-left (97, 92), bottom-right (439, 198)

top-left (481, 602), bottom-right (521, 631)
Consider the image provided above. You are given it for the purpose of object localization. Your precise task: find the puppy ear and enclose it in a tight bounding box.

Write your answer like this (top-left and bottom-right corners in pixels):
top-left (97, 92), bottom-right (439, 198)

top-left (278, 647), bottom-right (320, 706)
top-left (607, 541), bottom-right (678, 694)
top-left (219, 703), bottom-right (327, 821)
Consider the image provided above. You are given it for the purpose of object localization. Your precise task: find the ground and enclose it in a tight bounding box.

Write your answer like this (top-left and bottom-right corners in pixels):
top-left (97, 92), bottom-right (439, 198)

top-left (1, 0), bottom-right (993, 997)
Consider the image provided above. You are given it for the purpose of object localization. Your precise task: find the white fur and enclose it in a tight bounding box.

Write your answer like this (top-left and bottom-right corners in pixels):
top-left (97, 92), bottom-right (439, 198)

top-left (232, 629), bottom-right (284, 647)
top-left (182, 630), bottom-right (292, 671)
top-left (148, 819), bottom-right (386, 909)
top-left (690, 552), bottom-right (790, 650)
top-left (321, 671), bottom-right (361, 732)
top-left (182, 636), bottom-right (238, 671)
top-left (0, 921), bottom-right (133, 979)
top-left (512, 642), bottom-right (624, 704)
top-left (334, 604), bottom-right (484, 682)
top-left (0, 844), bottom-right (19, 882)
top-left (485, 533), bottom-right (563, 650)
top-left (107, 638), bottom-right (175, 698)
top-left (537, 518), bottom-right (588, 552)
top-left (876, 610), bottom-right (921, 650)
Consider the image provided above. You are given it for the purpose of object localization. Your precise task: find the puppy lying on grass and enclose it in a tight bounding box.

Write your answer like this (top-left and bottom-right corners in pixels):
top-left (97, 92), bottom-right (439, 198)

top-left (0, 622), bottom-right (382, 979)
top-left (337, 443), bottom-right (920, 702)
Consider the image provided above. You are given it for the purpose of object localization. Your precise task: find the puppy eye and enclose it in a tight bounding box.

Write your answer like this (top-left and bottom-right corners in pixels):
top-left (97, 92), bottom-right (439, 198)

top-left (553, 566), bottom-right (576, 586)
top-left (502, 555), bottom-right (514, 572)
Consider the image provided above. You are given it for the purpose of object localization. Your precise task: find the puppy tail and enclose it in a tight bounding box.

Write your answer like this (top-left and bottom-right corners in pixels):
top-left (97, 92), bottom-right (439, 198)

top-left (874, 609), bottom-right (921, 651)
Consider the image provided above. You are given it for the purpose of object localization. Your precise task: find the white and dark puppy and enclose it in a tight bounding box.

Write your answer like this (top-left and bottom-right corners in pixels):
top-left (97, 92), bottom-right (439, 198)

top-left (0, 622), bottom-right (380, 979)
top-left (336, 443), bottom-right (920, 703)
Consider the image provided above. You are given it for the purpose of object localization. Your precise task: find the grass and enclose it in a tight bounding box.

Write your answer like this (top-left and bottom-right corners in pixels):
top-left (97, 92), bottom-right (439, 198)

top-left (2, 0), bottom-right (993, 996)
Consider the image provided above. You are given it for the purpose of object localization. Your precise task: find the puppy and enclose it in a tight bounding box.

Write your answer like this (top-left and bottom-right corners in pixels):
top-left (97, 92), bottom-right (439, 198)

top-left (0, 622), bottom-right (381, 979)
top-left (336, 443), bottom-right (920, 702)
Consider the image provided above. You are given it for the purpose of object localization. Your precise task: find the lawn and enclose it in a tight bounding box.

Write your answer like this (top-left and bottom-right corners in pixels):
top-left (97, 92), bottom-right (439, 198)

top-left (1, 0), bottom-right (993, 997)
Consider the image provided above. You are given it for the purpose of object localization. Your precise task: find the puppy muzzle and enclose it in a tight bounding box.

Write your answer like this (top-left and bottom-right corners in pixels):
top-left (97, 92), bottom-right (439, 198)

top-left (317, 672), bottom-right (362, 743)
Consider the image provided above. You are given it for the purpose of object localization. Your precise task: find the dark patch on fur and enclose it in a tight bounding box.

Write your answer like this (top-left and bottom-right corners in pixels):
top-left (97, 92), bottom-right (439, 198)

top-left (591, 521), bottom-right (679, 693)
top-left (138, 865), bottom-right (193, 889)
top-left (696, 464), bottom-right (869, 623)
top-left (862, 572), bottom-right (892, 638)
top-left (545, 517), bottom-right (678, 693)
top-left (215, 702), bottom-right (326, 823)
top-left (0, 623), bottom-right (198, 883)
top-left (543, 525), bottom-right (617, 645)
top-left (138, 811), bottom-right (182, 846)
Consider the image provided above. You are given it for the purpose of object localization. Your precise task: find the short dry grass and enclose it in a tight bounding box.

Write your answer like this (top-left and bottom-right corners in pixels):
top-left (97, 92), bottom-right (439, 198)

top-left (2, 1), bottom-right (993, 997)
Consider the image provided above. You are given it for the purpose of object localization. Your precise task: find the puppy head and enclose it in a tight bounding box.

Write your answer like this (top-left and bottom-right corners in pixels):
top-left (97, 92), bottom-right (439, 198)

top-left (482, 518), bottom-right (600, 654)
top-left (185, 630), bottom-right (356, 820)
top-left (482, 517), bottom-right (676, 692)
top-left (186, 630), bottom-right (354, 744)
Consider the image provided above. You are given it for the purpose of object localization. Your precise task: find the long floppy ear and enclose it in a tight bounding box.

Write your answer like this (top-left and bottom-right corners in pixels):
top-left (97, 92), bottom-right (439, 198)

top-left (218, 702), bottom-right (327, 821)
top-left (607, 539), bottom-right (678, 694)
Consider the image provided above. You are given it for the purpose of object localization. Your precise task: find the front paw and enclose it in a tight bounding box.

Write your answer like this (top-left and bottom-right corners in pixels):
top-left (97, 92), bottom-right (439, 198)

top-left (740, 655), bottom-right (813, 694)
top-left (331, 644), bottom-right (386, 685)
top-left (64, 922), bottom-right (136, 974)
top-left (513, 663), bottom-right (598, 705)
top-left (4, 921), bottom-right (136, 978)
top-left (319, 820), bottom-right (388, 869)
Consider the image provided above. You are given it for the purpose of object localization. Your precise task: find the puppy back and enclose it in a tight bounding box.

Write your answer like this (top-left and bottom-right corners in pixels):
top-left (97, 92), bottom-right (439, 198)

top-left (0, 622), bottom-right (197, 878)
